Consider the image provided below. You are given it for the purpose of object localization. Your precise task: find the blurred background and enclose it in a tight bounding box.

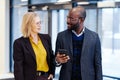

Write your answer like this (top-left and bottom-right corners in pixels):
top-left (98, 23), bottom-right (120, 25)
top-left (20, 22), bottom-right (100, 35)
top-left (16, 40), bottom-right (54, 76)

top-left (0, 0), bottom-right (120, 80)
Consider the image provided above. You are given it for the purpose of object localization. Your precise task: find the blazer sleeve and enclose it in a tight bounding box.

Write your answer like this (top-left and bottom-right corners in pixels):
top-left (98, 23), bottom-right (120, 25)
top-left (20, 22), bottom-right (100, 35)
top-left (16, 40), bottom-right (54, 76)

top-left (44, 34), bottom-right (55, 76)
top-left (13, 39), bottom-right (24, 80)
top-left (49, 35), bottom-right (55, 75)
top-left (55, 33), bottom-right (62, 56)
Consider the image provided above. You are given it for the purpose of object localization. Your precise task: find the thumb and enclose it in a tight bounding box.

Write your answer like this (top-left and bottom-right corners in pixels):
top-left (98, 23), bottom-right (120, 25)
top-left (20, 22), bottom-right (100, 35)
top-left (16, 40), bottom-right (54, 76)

top-left (48, 74), bottom-right (53, 80)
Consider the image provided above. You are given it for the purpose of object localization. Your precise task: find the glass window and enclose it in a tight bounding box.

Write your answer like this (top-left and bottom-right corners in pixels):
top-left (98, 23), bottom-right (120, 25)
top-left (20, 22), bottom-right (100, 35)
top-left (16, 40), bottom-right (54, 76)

top-left (31, 0), bottom-right (57, 4)
top-left (101, 8), bottom-right (120, 79)
top-left (85, 9), bottom-right (97, 32)
top-left (11, 0), bottom-right (28, 5)
top-left (10, 5), bottom-right (28, 72)
top-left (35, 11), bottom-right (48, 34)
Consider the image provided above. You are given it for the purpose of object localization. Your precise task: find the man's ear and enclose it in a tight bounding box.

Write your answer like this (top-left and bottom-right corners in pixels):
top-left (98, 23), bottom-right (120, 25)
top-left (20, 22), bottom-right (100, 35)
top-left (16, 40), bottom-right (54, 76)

top-left (79, 18), bottom-right (84, 23)
top-left (81, 18), bottom-right (85, 22)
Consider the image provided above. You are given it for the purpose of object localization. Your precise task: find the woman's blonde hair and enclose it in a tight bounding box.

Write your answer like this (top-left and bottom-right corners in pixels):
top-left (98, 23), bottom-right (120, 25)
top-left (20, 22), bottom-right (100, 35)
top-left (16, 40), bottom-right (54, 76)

top-left (21, 12), bottom-right (39, 37)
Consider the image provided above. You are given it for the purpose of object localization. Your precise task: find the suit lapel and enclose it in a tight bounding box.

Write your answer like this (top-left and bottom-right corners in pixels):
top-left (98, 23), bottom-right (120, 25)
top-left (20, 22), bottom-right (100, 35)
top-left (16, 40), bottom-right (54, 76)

top-left (24, 38), bottom-right (36, 60)
top-left (81, 28), bottom-right (89, 55)
top-left (66, 30), bottom-right (73, 55)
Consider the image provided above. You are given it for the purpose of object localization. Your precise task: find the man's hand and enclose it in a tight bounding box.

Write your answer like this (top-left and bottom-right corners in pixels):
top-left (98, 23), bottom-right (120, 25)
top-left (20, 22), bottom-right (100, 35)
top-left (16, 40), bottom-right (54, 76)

top-left (55, 52), bottom-right (70, 64)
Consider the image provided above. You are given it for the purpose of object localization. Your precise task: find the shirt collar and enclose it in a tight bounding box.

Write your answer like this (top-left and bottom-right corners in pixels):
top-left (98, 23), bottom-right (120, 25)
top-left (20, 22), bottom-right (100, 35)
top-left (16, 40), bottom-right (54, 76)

top-left (72, 27), bottom-right (85, 37)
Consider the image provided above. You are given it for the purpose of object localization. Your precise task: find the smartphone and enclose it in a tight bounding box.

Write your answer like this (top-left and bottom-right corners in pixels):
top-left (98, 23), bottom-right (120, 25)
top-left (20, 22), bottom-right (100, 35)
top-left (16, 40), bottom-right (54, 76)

top-left (58, 49), bottom-right (68, 56)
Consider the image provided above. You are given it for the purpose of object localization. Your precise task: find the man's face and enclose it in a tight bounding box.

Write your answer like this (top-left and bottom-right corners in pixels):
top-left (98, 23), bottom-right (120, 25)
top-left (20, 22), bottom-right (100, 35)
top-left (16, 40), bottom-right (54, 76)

top-left (67, 12), bottom-right (80, 30)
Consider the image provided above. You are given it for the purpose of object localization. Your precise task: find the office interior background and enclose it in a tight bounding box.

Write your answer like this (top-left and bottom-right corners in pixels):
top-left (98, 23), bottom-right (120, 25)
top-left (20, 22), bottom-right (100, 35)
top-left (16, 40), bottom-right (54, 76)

top-left (0, 0), bottom-right (120, 80)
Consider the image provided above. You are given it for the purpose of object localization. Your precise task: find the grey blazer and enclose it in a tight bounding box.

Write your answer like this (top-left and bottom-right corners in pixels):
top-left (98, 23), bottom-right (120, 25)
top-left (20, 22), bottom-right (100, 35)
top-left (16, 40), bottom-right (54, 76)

top-left (55, 28), bottom-right (103, 80)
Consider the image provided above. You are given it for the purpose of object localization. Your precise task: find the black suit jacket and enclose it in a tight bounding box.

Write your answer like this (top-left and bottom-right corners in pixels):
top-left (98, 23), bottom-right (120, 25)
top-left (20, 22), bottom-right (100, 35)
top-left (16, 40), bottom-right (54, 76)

top-left (13, 34), bottom-right (55, 80)
top-left (55, 28), bottom-right (103, 80)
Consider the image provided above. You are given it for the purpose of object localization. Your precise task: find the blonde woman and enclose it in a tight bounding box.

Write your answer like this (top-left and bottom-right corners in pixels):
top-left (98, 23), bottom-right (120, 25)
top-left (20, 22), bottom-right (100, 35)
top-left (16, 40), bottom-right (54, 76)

top-left (13, 12), bottom-right (55, 80)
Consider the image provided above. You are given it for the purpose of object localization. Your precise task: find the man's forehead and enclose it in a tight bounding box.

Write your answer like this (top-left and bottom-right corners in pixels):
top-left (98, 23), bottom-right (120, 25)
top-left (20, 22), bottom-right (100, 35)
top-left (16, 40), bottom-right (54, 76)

top-left (68, 10), bottom-right (80, 17)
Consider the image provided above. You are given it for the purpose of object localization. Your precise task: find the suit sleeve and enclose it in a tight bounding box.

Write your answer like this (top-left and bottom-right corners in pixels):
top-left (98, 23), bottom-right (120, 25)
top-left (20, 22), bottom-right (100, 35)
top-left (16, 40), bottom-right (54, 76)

top-left (55, 33), bottom-right (64, 66)
top-left (13, 39), bottom-right (24, 80)
top-left (95, 34), bottom-right (103, 80)
top-left (55, 33), bottom-right (62, 56)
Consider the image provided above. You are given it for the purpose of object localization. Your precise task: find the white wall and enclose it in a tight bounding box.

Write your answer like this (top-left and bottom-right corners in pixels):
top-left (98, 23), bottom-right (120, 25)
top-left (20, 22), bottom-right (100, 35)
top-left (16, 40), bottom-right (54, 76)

top-left (0, 0), bottom-right (10, 74)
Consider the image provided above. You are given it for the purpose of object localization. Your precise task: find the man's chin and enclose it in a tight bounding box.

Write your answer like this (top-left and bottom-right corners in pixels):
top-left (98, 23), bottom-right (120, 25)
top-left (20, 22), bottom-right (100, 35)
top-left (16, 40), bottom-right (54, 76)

top-left (67, 26), bottom-right (75, 30)
top-left (67, 26), bottom-right (71, 29)
top-left (67, 27), bottom-right (72, 30)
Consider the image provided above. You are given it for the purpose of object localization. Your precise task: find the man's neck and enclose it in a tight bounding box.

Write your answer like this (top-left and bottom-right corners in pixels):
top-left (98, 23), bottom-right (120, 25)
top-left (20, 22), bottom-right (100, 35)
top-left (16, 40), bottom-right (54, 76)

top-left (74, 26), bottom-right (84, 35)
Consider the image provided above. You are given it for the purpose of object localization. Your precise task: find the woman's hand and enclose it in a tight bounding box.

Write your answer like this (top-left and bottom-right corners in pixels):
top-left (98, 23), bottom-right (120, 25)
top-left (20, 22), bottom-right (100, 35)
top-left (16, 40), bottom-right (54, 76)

top-left (48, 74), bottom-right (53, 80)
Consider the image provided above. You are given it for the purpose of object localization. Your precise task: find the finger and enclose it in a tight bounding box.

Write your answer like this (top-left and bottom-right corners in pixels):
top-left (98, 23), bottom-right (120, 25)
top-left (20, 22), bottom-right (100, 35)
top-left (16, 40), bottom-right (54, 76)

top-left (63, 56), bottom-right (69, 59)
top-left (48, 74), bottom-right (53, 80)
top-left (66, 56), bottom-right (70, 59)
top-left (57, 53), bottom-right (63, 57)
top-left (48, 76), bottom-right (51, 79)
top-left (61, 58), bottom-right (69, 63)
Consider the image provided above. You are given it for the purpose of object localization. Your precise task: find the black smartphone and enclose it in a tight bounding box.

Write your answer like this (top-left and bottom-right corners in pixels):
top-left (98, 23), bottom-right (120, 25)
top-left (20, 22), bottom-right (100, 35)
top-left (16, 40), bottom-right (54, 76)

top-left (58, 49), bottom-right (68, 56)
